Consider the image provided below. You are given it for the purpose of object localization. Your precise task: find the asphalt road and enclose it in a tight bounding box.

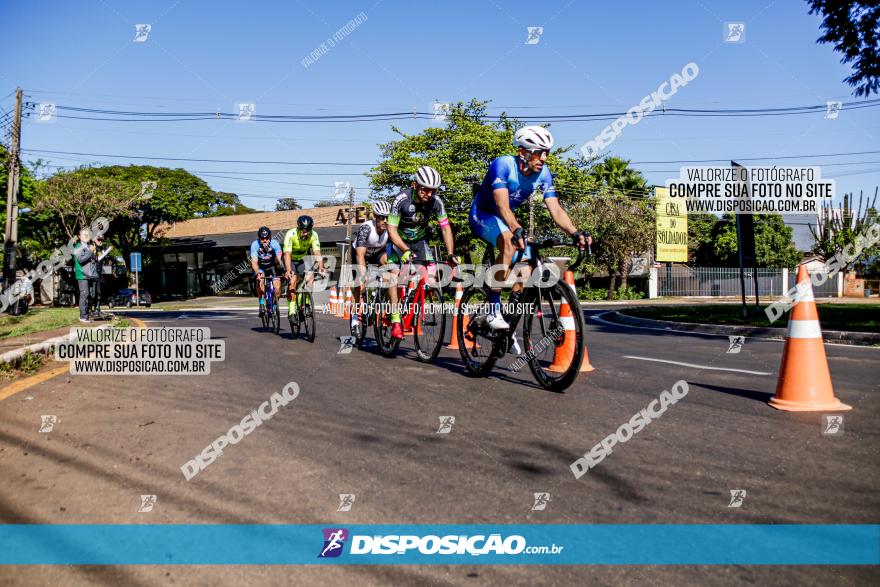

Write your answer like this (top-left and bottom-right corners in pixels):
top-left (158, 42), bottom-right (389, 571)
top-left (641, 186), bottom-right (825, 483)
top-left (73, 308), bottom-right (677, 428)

top-left (0, 305), bottom-right (877, 586)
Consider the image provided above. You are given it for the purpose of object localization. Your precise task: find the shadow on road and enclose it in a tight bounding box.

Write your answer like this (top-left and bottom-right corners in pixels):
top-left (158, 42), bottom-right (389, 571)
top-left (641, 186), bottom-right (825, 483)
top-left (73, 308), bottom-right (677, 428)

top-left (688, 381), bottom-right (774, 403)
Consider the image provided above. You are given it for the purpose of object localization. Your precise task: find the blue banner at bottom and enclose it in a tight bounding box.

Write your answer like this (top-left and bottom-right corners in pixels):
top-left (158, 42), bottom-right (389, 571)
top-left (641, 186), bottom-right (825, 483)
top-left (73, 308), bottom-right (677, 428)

top-left (0, 525), bottom-right (877, 565)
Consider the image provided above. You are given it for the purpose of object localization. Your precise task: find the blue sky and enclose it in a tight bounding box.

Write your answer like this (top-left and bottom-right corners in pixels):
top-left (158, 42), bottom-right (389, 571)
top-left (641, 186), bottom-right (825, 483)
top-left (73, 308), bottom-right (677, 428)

top-left (2, 0), bottom-right (878, 216)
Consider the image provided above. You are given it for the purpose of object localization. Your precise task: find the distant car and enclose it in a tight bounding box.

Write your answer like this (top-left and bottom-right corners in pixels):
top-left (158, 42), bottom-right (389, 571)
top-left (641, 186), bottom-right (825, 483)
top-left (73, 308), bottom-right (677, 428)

top-left (108, 288), bottom-right (152, 308)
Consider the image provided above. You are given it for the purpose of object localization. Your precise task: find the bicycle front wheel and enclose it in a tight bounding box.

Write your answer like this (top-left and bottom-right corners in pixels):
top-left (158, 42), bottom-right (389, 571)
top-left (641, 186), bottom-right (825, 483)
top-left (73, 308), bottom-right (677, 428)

top-left (522, 282), bottom-right (584, 392)
top-left (273, 304), bottom-right (281, 335)
top-left (302, 293), bottom-right (316, 342)
top-left (456, 286), bottom-right (499, 376)
top-left (373, 288), bottom-right (401, 357)
top-left (414, 284), bottom-right (446, 363)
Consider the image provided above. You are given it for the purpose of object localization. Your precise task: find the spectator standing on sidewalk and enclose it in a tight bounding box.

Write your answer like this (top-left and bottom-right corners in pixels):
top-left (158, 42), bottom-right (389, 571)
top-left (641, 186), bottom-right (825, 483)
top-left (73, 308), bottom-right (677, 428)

top-left (72, 228), bottom-right (98, 324)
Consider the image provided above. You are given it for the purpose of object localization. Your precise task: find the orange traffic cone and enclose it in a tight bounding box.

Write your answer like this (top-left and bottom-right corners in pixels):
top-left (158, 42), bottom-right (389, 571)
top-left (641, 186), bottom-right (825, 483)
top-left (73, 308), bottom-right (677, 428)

top-left (335, 287), bottom-right (346, 317)
top-left (548, 271), bottom-right (593, 373)
top-left (447, 283), bottom-right (465, 349)
top-left (329, 287), bottom-right (338, 313)
top-left (566, 270), bottom-right (593, 372)
top-left (342, 288), bottom-right (353, 320)
top-left (769, 265), bottom-right (851, 412)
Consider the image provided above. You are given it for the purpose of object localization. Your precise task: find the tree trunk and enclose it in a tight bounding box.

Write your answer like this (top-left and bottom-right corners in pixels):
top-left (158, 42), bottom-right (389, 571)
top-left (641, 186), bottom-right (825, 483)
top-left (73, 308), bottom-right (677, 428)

top-left (620, 257), bottom-right (630, 291)
top-left (607, 271), bottom-right (617, 300)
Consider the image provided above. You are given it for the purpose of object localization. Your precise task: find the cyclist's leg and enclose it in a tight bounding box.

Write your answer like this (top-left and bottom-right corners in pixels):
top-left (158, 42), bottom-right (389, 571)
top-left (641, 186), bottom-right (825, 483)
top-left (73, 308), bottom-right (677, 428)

top-left (288, 261), bottom-right (302, 315)
top-left (470, 207), bottom-right (512, 326)
top-left (271, 274), bottom-right (282, 306)
top-left (256, 270), bottom-right (267, 314)
top-left (387, 244), bottom-right (403, 322)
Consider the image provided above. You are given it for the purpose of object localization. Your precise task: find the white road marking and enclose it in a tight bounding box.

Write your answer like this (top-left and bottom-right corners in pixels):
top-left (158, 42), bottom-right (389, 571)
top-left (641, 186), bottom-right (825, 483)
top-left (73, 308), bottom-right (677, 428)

top-left (623, 355), bottom-right (772, 376)
top-left (591, 311), bottom-right (880, 350)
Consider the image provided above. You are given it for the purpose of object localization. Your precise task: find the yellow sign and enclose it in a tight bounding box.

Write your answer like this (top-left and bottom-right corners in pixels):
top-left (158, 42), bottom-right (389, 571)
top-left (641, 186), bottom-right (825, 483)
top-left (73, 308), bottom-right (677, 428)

top-left (655, 187), bottom-right (688, 262)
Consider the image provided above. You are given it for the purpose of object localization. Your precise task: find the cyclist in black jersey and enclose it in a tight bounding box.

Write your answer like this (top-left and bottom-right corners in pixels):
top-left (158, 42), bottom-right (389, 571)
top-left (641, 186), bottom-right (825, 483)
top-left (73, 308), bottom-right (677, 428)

top-left (350, 200), bottom-right (391, 337)
top-left (386, 165), bottom-right (459, 340)
top-left (249, 226), bottom-right (284, 317)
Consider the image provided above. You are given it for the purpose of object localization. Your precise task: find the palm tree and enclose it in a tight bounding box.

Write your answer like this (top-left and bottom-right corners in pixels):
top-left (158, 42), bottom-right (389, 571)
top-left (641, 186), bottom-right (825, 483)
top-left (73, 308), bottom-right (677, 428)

top-left (589, 157), bottom-right (649, 196)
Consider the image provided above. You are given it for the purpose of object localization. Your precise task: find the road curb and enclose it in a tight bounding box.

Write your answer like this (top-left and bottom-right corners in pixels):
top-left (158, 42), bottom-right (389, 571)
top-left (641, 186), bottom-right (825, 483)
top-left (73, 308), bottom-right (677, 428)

top-left (603, 311), bottom-right (880, 346)
top-left (0, 324), bottom-right (113, 365)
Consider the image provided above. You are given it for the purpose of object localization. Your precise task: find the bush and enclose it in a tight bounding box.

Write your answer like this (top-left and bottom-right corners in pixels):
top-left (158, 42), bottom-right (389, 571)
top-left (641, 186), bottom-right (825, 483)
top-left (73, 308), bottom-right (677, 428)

top-left (612, 285), bottom-right (645, 300)
top-left (577, 286), bottom-right (608, 301)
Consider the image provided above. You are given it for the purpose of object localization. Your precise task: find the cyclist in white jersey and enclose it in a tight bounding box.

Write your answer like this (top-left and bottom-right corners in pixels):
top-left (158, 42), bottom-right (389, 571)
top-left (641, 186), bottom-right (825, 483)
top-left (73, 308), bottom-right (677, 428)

top-left (350, 201), bottom-right (391, 337)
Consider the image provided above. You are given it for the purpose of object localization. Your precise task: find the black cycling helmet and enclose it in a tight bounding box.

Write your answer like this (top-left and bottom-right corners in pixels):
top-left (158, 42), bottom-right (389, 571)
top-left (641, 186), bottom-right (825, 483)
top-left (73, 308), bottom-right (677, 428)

top-left (297, 215), bottom-right (314, 230)
top-left (257, 226), bottom-right (271, 239)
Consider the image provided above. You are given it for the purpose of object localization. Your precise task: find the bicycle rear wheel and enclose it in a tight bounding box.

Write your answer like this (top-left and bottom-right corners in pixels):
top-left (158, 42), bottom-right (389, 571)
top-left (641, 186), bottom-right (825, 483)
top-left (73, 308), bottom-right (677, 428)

top-left (261, 299), bottom-right (269, 332)
top-left (522, 282), bottom-right (584, 392)
top-left (373, 288), bottom-right (401, 357)
top-left (456, 287), bottom-right (499, 376)
top-left (354, 290), bottom-right (372, 347)
top-left (302, 292), bottom-right (316, 342)
top-left (414, 284), bottom-right (446, 363)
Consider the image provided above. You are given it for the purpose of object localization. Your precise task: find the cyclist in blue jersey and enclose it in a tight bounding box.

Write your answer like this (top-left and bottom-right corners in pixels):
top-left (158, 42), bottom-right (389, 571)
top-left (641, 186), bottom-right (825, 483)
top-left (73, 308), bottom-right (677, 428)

top-left (249, 226), bottom-right (284, 317)
top-left (469, 125), bottom-right (591, 330)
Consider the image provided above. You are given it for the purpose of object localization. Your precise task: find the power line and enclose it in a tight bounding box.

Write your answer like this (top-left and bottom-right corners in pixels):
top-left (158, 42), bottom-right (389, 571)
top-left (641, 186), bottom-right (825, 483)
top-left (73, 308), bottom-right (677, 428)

top-left (20, 149), bottom-right (375, 166)
top-left (18, 98), bottom-right (880, 124)
top-left (21, 147), bottom-right (880, 167)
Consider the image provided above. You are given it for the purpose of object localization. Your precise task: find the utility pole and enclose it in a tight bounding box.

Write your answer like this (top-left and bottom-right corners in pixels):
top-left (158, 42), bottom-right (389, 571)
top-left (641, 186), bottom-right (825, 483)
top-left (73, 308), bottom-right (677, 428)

top-left (345, 185), bottom-right (355, 248)
top-left (3, 87), bottom-right (23, 289)
top-left (342, 185), bottom-right (355, 286)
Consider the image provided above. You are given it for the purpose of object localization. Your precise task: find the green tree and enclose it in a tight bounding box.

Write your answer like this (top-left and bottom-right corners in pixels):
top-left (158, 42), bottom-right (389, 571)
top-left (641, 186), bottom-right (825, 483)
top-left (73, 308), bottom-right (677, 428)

top-left (275, 197), bottom-right (302, 211)
top-left (810, 189), bottom-right (879, 275)
top-left (1, 148), bottom-right (61, 266)
top-left (588, 157), bottom-right (650, 197)
top-left (208, 192), bottom-right (257, 216)
top-left (313, 199), bottom-right (342, 208)
top-left (66, 165), bottom-right (230, 265)
top-left (807, 0), bottom-right (880, 96)
top-left (565, 158), bottom-right (653, 297)
top-left (571, 192), bottom-right (654, 297)
top-left (33, 171), bottom-right (137, 239)
top-left (711, 214), bottom-right (802, 268)
top-left (687, 213), bottom-right (719, 265)
top-left (369, 99), bottom-right (597, 257)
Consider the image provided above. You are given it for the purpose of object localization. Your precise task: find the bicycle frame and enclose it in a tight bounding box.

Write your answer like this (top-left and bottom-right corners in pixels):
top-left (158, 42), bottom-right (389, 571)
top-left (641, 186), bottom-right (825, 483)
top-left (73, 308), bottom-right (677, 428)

top-left (398, 260), bottom-right (435, 331)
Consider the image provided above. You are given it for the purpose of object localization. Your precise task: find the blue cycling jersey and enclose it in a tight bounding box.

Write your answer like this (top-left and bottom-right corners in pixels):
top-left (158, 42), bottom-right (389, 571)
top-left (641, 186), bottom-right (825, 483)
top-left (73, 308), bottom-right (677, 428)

top-left (250, 239), bottom-right (282, 268)
top-left (473, 155), bottom-right (557, 215)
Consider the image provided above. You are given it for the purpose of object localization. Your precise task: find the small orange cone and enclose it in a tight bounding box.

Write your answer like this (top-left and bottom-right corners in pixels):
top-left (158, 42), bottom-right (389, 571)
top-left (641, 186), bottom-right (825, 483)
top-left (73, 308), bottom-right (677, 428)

top-left (342, 288), bottom-right (353, 320)
top-left (333, 287), bottom-right (344, 317)
top-left (769, 265), bottom-right (851, 412)
top-left (329, 287), bottom-right (338, 313)
top-left (447, 283), bottom-right (465, 349)
top-left (548, 271), bottom-right (593, 373)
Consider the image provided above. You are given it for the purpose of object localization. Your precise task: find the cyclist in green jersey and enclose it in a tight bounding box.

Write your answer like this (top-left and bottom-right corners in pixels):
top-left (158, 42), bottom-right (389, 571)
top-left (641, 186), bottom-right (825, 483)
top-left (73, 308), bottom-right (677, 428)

top-left (283, 215), bottom-right (326, 317)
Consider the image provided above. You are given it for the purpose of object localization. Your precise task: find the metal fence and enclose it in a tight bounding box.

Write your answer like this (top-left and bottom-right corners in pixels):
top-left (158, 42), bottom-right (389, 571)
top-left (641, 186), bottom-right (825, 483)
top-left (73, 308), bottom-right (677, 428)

top-left (657, 267), bottom-right (840, 298)
top-left (785, 269), bottom-right (840, 298)
top-left (657, 267), bottom-right (782, 297)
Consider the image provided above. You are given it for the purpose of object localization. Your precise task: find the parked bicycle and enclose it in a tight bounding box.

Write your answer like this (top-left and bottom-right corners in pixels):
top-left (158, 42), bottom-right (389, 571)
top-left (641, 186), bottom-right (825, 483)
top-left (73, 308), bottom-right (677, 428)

top-left (455, 236), bottom-right (587, 392)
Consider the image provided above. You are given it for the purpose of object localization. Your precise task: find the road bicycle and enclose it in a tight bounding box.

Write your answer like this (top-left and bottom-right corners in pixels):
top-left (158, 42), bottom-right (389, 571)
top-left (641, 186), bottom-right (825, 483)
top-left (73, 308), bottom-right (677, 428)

top-left (456, 236), bottom-right (587, 392)
top-left (374, 258), bottom-right (447, 362)
top-left (288, 290), bottom-right (315, 342)
top-left (258, 273), bottom-right (281, 335)
top-left (288, 283), bottom-right (317, 343)
top-left (351, 284), bottom-right (380, 348)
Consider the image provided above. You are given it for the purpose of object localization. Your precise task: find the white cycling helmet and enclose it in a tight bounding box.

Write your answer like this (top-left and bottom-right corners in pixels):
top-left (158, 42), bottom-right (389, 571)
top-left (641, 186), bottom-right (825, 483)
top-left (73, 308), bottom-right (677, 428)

top-left (372, 200), bottom-right (391, 217)
top-left (414, 165), bottom-right (442, 189)
top-left (514, 125), bottom-right (554, 151)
